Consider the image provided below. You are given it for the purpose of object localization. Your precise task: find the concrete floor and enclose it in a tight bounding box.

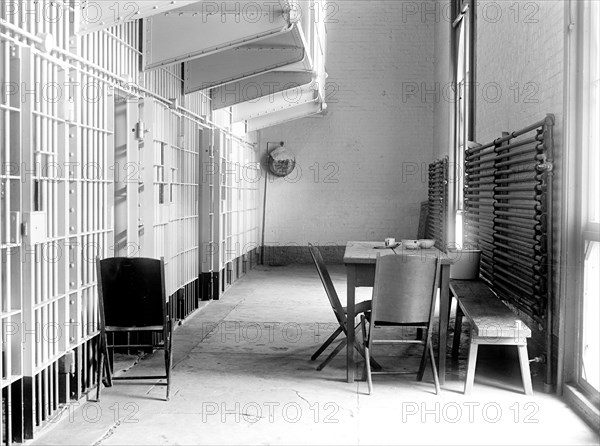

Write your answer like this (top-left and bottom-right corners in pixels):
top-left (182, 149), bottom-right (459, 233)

top-left (32, 264), bottom-right (599, 445)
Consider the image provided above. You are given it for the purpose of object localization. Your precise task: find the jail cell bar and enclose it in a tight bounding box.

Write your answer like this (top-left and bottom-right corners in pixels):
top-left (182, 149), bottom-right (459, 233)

top-left (0, 13), bottom-right (144, 440)
top-left (17, 36), bottom-right (115, 435)
top-left (1, 2), bottom-right (260, 442)
top-left (146, 99), bottom-right (202, 321)
top-left (199, 128), bottom-right (217, 301)
top-left (171, 114), bottom-right (201, 317)
top-left (233, 136), bottom-right (260, 277)
top-left (215, 114), bottom-right (260, 296)
top-left (1, 37), bottom-right (25, 445)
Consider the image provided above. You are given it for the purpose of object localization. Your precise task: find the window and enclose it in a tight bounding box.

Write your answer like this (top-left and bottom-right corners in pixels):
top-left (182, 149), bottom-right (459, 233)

top-left (578, 0), bottom-right (600, 402)
top-left (452, 0), bottom-right (475, 247)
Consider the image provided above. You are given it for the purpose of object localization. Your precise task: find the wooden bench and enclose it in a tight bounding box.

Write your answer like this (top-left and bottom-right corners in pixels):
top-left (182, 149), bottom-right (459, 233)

top-left (450, 279), bottom-right (533, 395)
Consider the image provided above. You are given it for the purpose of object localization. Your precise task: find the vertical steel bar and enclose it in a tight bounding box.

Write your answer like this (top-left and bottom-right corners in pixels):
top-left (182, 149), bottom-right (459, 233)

top-left (112, 30), bottom-right (116, 75)
top-left (92, 81), bottom-right (98, 239)
top-left (42, 156), bottom-right (49, 305)
top-left (43, 367), bottom-right (49, 420)
top-left (26, 0), bottom-right (34, 36)
top-left (49, 362), bottom-right (55, 413)
top-left (50, 0), bottom-right (57, 55)
top-left (52, 63), bottom-right (58, 240)
top-left (130, 23), bottom-right (135, 80)
top-left (103, 32), bottom-right (109, 114)
top-left (120, 27), bottom-right (125, 75)
top-left (54, 361), bottom-right (59, 411)
top-left (2, 40), bottom-right (9, 245)
top-left (56, 2), bottom-right (64, 51)
top-left (60, 0), bottom-right (67, 52)
top-left (542, 116), bottom-right (555, 393)
top-left (34, 308), bottom-right (40, 368)
top-left (42, 305), bottom-right (47, 365)
top-left (53, 301), bottom-right (57, 359)
top-left (40, 0), bottom-right (47, 37)
top-left (35, 373), bottom-right (42, 426)
top-left (82, 72), bottom-right (88, 286)
top-left (82, 288), bottom-right (88, 340)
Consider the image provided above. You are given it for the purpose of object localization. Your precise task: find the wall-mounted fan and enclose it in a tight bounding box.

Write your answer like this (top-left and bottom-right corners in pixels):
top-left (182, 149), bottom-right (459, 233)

top-left (268, 143), bottom-right (296, 177)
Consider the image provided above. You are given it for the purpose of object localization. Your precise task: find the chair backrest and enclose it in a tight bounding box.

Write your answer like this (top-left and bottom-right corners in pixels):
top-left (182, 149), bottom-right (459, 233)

top-left (308, 244), bottom-right (347, 329)
top-left (371, 254), bottom-right (439, 325)
top-left (97, 257), bottom-right (166, 328)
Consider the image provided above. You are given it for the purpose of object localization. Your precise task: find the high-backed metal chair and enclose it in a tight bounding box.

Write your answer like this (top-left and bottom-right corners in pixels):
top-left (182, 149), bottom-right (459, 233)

top-left (308, 244), bottom-right (379, 371)
top-left (96, 257), bottom-right (174, 401)
top-left (361, 254), bottom-right (440, 394)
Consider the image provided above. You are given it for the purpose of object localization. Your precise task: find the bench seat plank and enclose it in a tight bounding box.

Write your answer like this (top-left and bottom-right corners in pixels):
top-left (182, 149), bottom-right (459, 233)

top-left (450, 279), bottom-right (533, 395)
top-left (450, 279), bottom-right (531, 339)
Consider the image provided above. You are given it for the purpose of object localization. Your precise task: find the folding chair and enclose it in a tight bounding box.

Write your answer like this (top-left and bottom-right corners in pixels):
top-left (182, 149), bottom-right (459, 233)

top-left (308, 244), bottom-right (380, 371)
top-left (362, 254), bottom-right (440, 395)
top-left (96, 257), bottom-right (174, 401)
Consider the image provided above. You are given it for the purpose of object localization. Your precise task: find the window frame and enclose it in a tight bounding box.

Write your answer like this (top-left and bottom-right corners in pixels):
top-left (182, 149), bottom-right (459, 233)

top-left (560, 0), bottom-right (600, 419)
top-left (450, 0), bottom-right (476, 248)
top-left (576, 0), bottom-right (600, 404)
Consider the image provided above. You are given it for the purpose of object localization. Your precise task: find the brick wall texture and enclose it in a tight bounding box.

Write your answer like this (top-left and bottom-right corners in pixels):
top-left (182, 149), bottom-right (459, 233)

top-left (259, 1), bottom-right (436, 247)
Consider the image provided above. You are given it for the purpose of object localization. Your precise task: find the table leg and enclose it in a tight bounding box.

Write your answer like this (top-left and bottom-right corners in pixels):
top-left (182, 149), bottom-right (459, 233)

top-left (438, 264), bottom-right (450, 386)
top-left (346, 264), bottom-right (356, 383)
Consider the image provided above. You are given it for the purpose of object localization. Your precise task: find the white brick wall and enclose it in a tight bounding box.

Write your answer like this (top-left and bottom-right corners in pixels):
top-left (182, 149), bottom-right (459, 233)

top-left (259, 0), bottom-right (436, 246)
top-left (475, 0), bottom-right (564, 143)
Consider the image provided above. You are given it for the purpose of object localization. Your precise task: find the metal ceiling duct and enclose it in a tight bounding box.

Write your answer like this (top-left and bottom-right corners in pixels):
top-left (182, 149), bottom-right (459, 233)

top-left (144, 1), bottom-right (301, 70)
top-left (231, 80), bottom-right (319, 122)
top-left (245, 99), bottom-right (326, 132)
top-left (183, 24), bottom-right (309, 92)
top-left (211, 71), bottom-right (314, 110)
top-left (227, 3), bottom-right (328, 132)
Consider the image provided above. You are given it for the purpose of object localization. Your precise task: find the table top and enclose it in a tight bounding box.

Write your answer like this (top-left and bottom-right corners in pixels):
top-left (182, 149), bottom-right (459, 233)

top-left (343, 241), bottom-right (454, 265)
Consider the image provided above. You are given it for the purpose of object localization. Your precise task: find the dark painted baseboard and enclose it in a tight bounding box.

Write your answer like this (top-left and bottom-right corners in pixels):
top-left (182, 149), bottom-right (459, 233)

top-left (199, 271), bottom-right (222, 301)
top-left (262, 245), bottom-right (345, 265)
top-left (199, 247), bottom-right (338, 301)
top-left (200, 273), bottom-right (212, 301)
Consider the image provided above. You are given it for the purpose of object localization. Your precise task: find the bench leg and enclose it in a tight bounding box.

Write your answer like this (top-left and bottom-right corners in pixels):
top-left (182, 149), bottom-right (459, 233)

top-left (517, 344), bottom-right (533, 395)
top-left (452, 306), bottom-right (463, 359)
top-left (364, 344), bottom-right (373, 395)
top-left (428, 339), bottom-right (440, 395)
top-left (464, 341), bottom-right (478, 395)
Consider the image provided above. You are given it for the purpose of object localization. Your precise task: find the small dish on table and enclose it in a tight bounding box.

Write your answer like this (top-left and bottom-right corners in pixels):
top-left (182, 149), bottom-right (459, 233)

top-left (418, 239), bottom-right (435, 249)
top-left (401, 240), bottom-right (420, 250)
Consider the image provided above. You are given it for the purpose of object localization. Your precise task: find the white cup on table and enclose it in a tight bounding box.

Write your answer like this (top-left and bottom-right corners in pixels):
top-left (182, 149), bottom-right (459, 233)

top-left (384, 237), bottom-right (395, 247)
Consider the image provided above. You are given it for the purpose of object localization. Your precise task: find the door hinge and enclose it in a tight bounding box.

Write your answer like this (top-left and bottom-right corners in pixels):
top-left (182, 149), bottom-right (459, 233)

top-left (134, 121), bottom-right (146, 140)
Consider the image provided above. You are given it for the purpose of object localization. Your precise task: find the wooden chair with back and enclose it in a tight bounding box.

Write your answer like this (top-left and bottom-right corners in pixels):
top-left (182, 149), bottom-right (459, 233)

top-left (362, 254), bottom-right (440, 394)
top-left (96, 257), bottom-right (174, 401)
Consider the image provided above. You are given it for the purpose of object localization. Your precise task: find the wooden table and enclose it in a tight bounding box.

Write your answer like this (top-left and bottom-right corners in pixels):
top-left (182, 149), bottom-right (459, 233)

top-left (343, 241), bottom-right (453, 384)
